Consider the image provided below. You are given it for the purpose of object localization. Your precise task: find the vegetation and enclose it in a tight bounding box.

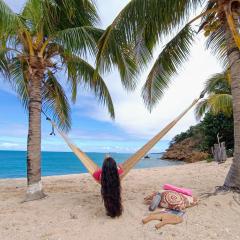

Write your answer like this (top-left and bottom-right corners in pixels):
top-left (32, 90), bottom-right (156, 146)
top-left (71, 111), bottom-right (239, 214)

top-left (171, 113), bottom-right (234, 154)
top-left (97, 0), bottom-right (240, 189)
top-left (195, 70), bottom-right (232, 119)
top-left (0, 0), bottom-right (137, 200)
top-left (171, 69), bottom-right (234, 155)
top-left (172, 69), bottom-right (234, 157)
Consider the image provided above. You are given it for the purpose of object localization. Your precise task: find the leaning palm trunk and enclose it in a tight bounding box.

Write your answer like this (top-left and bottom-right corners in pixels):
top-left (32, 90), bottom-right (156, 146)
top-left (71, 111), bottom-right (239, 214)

top-left (224, 11), bottom-right (240, 189)
top-left (26, 56), bottom-right (46, 201)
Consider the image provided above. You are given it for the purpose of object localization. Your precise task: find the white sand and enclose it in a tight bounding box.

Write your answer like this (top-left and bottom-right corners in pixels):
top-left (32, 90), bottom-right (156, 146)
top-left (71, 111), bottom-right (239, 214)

top-left (0, 160), bottom-right (240, 240)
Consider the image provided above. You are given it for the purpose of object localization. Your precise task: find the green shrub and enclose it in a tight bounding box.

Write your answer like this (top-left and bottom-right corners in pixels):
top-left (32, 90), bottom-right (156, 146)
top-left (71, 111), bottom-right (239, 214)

top-left (170, 113), bottom-right (234, 152)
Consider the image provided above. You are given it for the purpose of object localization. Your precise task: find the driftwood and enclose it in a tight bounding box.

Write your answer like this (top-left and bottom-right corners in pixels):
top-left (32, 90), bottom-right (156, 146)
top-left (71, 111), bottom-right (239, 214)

top-left (142, 213), bottom-right (183, 229)
top-left (211, 142), bottom-right (227, 164)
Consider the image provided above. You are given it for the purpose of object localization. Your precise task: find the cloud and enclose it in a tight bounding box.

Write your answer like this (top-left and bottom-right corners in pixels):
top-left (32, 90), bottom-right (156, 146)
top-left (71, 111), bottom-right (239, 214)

top-left (0, 142), bottom-right (19, 147)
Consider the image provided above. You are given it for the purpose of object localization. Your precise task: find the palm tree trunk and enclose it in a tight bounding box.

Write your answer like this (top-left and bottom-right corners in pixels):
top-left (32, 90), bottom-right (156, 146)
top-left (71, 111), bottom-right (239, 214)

top-left (25, 56), bottom-right (46, 201)
top-left (224, 12), bottom-right (240, 189)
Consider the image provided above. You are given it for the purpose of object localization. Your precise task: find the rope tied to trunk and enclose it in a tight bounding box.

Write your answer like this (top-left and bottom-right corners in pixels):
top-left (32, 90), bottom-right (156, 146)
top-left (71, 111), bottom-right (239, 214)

top-left (41, 110), bottom-right (56, 136)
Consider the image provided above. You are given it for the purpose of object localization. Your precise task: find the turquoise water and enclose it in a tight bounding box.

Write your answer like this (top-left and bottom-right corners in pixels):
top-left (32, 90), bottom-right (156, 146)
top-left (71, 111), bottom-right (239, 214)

top-left (0, 150), bottom-right (182, 178)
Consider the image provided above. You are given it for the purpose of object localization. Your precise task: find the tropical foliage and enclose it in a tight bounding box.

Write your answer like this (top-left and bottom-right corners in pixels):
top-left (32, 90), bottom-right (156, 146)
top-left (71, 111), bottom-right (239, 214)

top-left (195, 70), bottom-right (232, 118)
top-left (171, 113), bottom-right (234, 153)
top-left (96, 0), bottom-right (213, 109)
top-left (0, 0), bottom-right (115, 126)
top-left (96, 0), bottom-right (240, 108)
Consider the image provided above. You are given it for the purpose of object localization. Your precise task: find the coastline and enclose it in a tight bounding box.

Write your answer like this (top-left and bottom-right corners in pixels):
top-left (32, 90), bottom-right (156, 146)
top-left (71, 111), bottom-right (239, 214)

top-left (1, 159), bottom-right (240, 240)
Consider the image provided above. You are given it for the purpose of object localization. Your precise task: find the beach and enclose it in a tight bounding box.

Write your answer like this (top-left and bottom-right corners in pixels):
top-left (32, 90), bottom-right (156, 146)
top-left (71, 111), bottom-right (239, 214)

top-left (0, 159), bottom-right (239, 240)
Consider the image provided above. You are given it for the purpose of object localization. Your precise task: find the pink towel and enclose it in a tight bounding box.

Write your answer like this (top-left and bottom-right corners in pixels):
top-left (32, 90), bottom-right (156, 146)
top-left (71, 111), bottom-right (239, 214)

top-left (163, 184), bottom-right (192, 196)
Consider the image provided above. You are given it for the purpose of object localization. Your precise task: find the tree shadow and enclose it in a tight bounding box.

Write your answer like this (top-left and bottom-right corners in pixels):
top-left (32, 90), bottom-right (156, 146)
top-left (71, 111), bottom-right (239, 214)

top-left (199, 185), bottom-right (240, 201)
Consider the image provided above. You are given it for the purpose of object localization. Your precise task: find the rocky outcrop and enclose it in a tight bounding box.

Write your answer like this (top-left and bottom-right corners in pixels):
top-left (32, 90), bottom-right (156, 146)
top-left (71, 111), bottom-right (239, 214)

top-left (162, 137), bottom-right (209, 163)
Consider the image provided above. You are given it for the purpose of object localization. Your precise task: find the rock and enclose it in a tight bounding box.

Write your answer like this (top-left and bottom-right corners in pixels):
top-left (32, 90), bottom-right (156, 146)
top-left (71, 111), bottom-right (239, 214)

top-left (162, 137), bottom-right (209, 163)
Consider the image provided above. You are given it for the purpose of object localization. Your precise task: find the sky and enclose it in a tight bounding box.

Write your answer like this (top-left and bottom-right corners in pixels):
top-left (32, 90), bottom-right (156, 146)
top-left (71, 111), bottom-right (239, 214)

top-left (0, 1), bottom-right (223, 153)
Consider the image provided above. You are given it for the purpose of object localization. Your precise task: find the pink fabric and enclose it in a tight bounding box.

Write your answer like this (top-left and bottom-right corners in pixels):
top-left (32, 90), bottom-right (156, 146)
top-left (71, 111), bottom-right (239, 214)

top-left (163, 184), bottom-right (192, 196)
top-left (93, 169), bottom-right (102, 181)
top-left (93, 167), bottom-right (123, 182)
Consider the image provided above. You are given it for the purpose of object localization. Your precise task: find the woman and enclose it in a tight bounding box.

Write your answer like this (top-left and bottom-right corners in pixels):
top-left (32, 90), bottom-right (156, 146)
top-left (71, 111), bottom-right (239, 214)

top-left (93, 157), bottom-right (123, 218)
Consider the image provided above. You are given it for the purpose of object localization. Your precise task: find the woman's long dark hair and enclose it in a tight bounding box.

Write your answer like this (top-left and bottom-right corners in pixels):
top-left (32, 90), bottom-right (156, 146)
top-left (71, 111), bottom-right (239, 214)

top-left (101, 157), bottom-right (123, 218)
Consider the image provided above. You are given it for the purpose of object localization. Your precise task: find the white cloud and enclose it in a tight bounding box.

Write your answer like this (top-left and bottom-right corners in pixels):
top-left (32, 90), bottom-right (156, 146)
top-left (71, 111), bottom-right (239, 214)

top-left (0, 142), bottom-right (19, 147)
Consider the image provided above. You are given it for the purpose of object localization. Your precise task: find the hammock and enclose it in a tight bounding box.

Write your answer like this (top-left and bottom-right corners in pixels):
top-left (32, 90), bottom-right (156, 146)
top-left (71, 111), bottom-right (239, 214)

top-left (46, 96), bottom-right (202, 183)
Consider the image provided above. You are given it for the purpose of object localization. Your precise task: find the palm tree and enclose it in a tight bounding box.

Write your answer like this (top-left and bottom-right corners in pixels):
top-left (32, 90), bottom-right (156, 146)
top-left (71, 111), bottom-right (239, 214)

top-left (195, 70), bottom-right (232, 118)
top-left (96, 0), bottom-right (240, 190)
top-left (0, 0), bottom-right (136, 201)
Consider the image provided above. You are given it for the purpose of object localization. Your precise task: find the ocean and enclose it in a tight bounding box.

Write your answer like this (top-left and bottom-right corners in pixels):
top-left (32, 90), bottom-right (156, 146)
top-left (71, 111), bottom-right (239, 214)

top-left (0, 150), bottom-right (182, 178)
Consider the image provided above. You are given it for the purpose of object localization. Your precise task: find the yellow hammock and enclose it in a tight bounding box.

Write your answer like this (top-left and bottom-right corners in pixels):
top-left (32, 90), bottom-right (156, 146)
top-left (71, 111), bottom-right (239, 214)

top-left (47, 96), bottom-right (202, 183)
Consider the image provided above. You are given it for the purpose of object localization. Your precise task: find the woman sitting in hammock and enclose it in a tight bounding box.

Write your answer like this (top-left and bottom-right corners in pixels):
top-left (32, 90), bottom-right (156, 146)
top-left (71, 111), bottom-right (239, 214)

top-left (47, 97), bottom-right (200, 218)
top-left (93, 157), bottom-right (123, 218)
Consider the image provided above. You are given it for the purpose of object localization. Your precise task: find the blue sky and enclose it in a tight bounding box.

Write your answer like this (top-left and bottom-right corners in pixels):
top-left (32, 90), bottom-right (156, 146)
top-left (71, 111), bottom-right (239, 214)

top-left (0, 1), bottom-right (222, 153)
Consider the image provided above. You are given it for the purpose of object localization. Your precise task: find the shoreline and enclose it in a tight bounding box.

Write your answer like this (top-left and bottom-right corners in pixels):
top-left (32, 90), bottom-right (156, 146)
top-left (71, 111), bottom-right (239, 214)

top-left (1, 159), bottom-right (240, 240)
top-left (0, 161), bottom-right (185, 181)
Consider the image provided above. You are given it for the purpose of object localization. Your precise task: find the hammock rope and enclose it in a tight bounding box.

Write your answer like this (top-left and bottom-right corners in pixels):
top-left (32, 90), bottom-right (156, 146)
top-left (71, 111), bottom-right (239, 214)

top-left (49, 120), bottom-right (99, 175)
top-left (120, 98), bottom-right (199, 179)
top-left (42, 111), bottom-right (99, 176)
top-left (43, 94), bottom-right (204, 182)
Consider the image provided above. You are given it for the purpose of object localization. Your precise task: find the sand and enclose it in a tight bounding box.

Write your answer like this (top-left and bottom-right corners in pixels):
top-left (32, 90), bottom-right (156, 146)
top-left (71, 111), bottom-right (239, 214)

top-left (0, 159), bottom-right (240, 240)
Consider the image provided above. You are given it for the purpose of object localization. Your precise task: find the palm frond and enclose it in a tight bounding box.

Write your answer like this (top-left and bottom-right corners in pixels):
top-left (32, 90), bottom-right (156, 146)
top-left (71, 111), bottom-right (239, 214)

top-left (196, 93), bottom-right (233, 119)
top-left (0, 48), bottom-right (11, 78)
top-left (0, 0), bottom-right (19, 35)
top-left (96, 25), bottom-right (139, 90)
top-left (206, 24), bottom-right (228, 67)
top-left (96, 0), bottom-right (203, 79)
top-left (22, 0), bottom-right (43, 33)
top-left (198, 0), bottom-right (217, 32)
top-left (142, 24), bottom-right (195, 110)
top-left (59, 0), bottom-right (99, 27)
top-left (63, 54), bottom-right (115, 119)
top-left (42, 71), bottom-right (71, 132)
top-left (54, 26), bottom-right (103, 57)
top-left (208, 94), bottom-right (232, 116)
top-left (35, 0), bottom-right (99, 34)
top-left (20, 0), bottom-right (100, 38)
top-left (7, 58), bottom-right (29, 109)
top-left (195, 98), bottom-right (210, 119)
top-left (105, 0), bottom-right (202, 45)
top-left (204, 70), bottom-right (231, 95)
